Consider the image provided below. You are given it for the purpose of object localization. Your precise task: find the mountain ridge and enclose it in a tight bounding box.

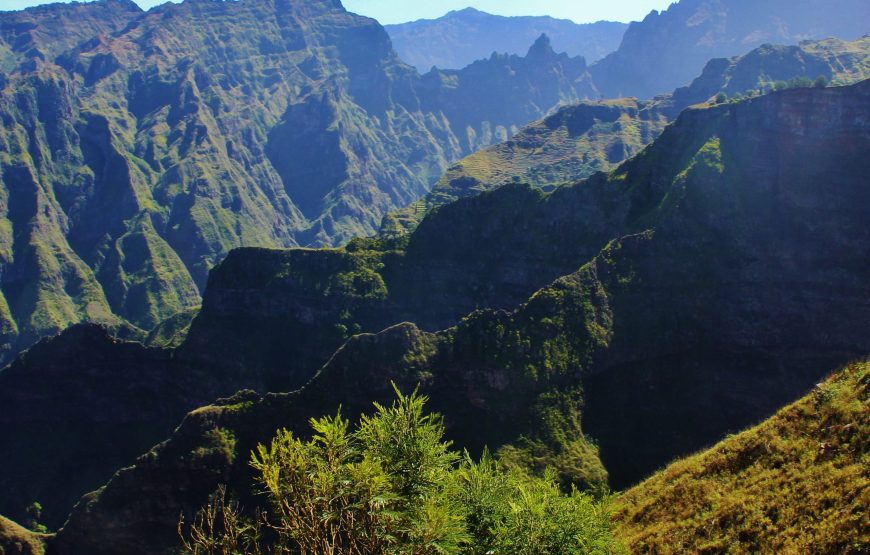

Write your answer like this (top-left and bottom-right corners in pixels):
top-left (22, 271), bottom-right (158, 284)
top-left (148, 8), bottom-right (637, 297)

top-left (589, 0), bottom-right (870, 98)
top-left (384, 7), bottom-right (626, 72)
top-left (0, 0), bottom-right (602, 365)
top-left (2, 80), bottom-right (868, 543)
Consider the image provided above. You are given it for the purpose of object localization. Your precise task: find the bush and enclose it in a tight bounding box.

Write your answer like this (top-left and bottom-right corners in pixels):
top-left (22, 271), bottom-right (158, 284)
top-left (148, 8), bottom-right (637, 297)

top-left (180, 388), bottom-right (621, 554)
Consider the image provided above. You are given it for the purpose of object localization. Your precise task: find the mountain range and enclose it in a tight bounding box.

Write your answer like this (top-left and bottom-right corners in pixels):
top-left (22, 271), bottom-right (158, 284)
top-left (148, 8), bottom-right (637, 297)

top-left (384, 35), bottom-right (870, 230)
top-left (0, 0), bottom-right (600, 366)
top-left (384, 8), bottom-right (626, 72)
top-left (0, 0), bottom-right (868, 551)
top-left (589, 0), bottom-right (870, 98)
top-left (2, 79), bottom-right (868, 549)
top-left (0, 0), bottom-right (866, 366)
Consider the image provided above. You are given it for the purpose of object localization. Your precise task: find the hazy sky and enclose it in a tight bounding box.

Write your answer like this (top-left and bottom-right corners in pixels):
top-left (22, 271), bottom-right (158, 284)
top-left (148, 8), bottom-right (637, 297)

top-left (2, 0), bottom-right (677, 24)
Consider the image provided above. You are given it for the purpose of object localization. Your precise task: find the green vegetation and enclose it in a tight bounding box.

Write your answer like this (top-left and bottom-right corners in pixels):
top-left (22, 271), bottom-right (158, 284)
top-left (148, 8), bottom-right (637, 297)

top-left (180, 388), bottom-right (620, 555)
top-left (0, 0), bottom-right (621, 364)
top-left (614, 360), bottom-right (870, 554)
top-left (386, 36), bottom-right (870, 232)
top-left (0, 514), bottom-right (46, 555)
top-left (32, 79), bottom-right (870, 553)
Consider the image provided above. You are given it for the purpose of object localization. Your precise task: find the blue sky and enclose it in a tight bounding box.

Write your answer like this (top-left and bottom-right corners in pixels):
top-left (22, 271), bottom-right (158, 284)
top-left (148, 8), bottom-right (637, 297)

top-left (2, 0), bottom-right (676, 24)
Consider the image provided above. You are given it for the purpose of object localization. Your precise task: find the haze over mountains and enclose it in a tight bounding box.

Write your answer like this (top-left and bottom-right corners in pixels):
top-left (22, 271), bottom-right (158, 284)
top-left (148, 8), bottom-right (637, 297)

top-left (0, 0), bottom-right (868, 553)
top-left (390, 35), bottom-right (870, 226)
top-left (590, 0), bottom-right (870, 98)
top-left (385, 8), bottom-right (627, 72)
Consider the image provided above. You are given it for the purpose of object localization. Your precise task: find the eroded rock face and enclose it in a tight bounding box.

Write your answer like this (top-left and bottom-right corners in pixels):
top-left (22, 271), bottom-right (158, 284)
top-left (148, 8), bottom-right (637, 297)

top-left (43, 81), bottom-right (870, 554)
top-left (0, 0), bottom-right (606, 367)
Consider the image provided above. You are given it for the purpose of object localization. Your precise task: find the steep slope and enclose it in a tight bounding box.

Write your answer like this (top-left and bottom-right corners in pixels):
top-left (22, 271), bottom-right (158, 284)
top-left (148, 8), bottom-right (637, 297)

top-left (614, 360), bottom-right (869, 554)
top-left (0, 0), bottom-right (603, 365)
top-left (384, 8), bottom-right (625, 72)
top-left (383, 35), bottom-right (870, 230)
top-left (28, 80), bottom-right (870, 553)
top-left (0, 326), bottom-right (188, 527)
top-left (0, 0), bottom-right (141, 72)
top-left (590, 0), bottom-right (870, 99)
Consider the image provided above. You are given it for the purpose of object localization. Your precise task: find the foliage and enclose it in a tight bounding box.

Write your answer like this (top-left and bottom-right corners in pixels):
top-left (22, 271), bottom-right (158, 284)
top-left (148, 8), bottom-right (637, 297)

top-left (180, 388), bottom-right (620, 554)
top-left (613, 360), bottom-right (870, 554)
top-left (24, 502), bottom-right (47, 534)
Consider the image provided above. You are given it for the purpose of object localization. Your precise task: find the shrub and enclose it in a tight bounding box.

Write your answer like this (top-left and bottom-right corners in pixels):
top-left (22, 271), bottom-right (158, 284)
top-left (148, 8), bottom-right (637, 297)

top-left (180, 388), bottom-right (621, 554)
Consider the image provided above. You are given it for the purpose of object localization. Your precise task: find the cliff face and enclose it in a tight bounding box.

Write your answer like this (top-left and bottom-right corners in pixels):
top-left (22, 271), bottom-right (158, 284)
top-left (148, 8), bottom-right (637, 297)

top-left (590, 0), bottom-right (870, 99)
top-left (0, 0), bottom-right (607, 366)
top-left (33, 80), bottom-right (870, 554)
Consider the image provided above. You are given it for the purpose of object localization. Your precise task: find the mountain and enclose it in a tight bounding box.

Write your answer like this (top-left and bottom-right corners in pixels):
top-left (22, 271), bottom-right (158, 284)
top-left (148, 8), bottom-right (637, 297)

top-left (0, 0), bottom-right (601, 366)
top-left (590, 0), bottom-right (870, 99)
top-left (2, 80), bottom-right (868, 548)
top-left (384, 7), bottom-right (626, 72)
top-left (382, 35), bottom-right (870, 231)
top-left (614, 359), bottom-right (869, 554)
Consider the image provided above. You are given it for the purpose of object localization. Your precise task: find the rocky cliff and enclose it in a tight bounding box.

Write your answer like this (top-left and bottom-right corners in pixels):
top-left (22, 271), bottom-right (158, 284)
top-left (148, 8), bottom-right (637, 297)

top-left (0, 0), bottom-right (605, 365)
top-left (386, 35), bottom-right (870, 230)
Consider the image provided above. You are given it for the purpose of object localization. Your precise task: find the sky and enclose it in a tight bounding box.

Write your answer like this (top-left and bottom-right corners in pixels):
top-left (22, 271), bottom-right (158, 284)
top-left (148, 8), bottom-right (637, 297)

top-left (2, 0), bottom-right (677, 24)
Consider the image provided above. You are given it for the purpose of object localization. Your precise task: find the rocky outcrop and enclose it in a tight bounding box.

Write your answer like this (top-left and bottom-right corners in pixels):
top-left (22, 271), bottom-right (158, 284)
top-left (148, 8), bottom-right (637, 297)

top-left (0, 515), bottom-right (46, 555)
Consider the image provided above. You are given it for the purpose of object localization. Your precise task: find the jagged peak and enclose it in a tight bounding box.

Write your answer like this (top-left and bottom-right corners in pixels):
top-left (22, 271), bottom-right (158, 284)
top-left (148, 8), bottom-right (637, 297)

top-left (526, 33), bottom-right (555, 59)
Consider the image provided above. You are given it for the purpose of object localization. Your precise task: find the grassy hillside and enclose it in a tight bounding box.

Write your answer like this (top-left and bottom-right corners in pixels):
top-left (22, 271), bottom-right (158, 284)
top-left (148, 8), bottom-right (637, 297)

top-left (0, 515), bottom-right (46, 555)
top-left (615, 360), bottom-right (869, 554)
